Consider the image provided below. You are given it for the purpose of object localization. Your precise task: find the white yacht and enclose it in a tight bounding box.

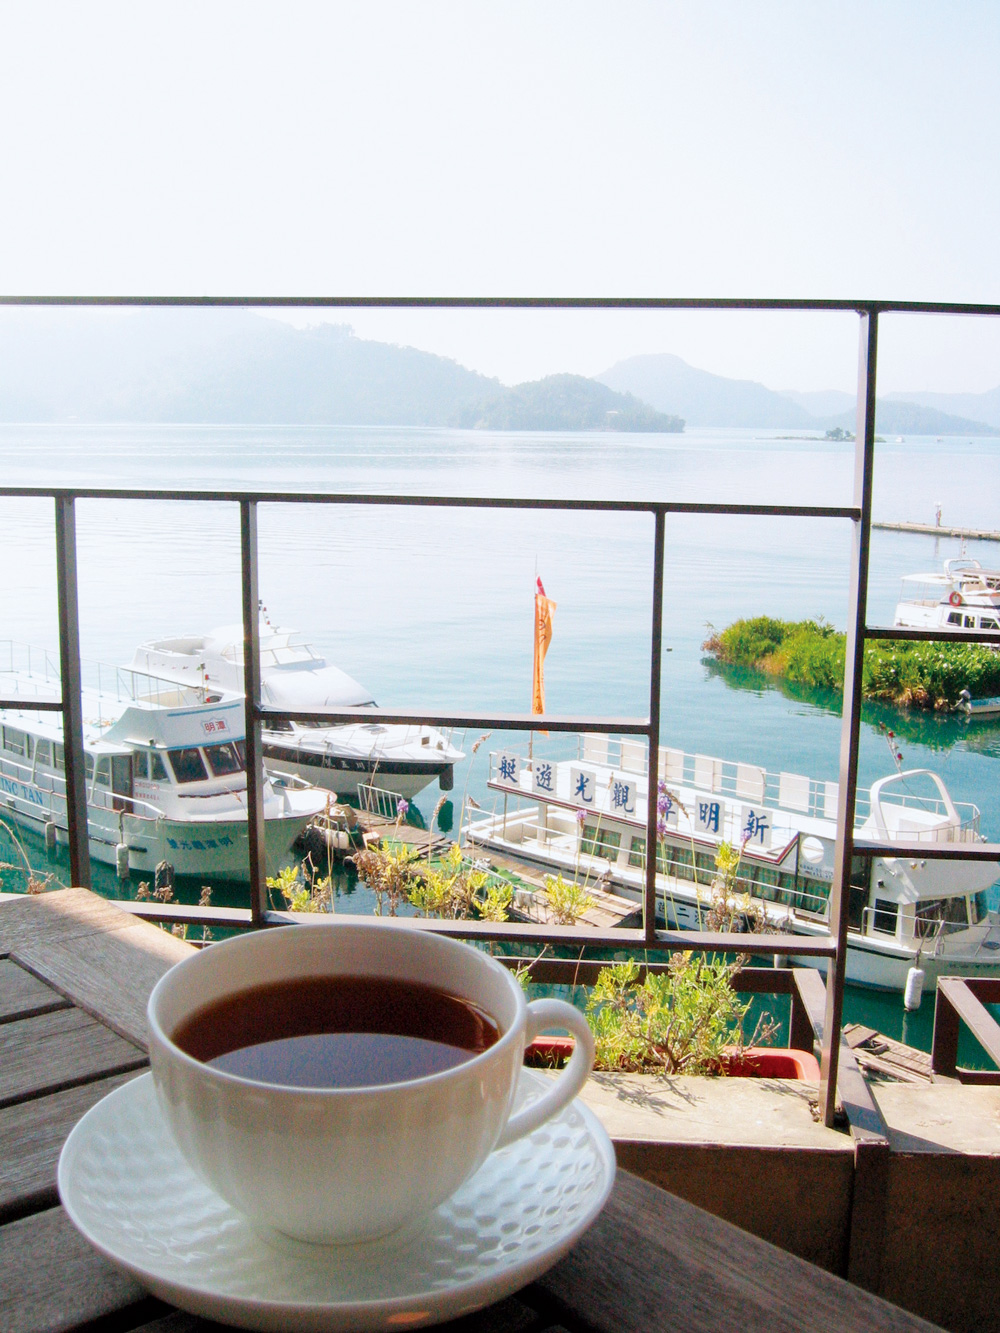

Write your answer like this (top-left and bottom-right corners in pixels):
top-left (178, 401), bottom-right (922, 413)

top-left (127, 613), bottom-right (464, 801)
top-left (894, 558), bottom-right (1000, 635)
top-left (464, 736), bottom-right (1000, 992)
top-left (0, 653), bottom-right (327, 883)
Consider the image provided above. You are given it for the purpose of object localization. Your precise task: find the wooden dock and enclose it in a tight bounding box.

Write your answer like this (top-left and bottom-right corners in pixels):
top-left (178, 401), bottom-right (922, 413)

top-left (843, 1022), bottom-right (933, 1084)
top-left (873, 520), bottom-right (1000, 543)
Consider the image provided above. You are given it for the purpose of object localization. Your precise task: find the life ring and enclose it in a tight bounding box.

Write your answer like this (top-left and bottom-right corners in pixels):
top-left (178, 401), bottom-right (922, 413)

top-left (949, 591), bottom-right (963, 607)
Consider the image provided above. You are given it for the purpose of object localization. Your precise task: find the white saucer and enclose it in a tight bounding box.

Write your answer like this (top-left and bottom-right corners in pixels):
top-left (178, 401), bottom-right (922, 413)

top-left (58, 1071), bottom-right (616, 1332)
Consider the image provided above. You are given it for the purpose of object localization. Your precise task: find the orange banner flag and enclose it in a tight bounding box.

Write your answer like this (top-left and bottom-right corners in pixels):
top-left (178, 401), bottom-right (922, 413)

top-left (532, 576), bottom-right (556, 717)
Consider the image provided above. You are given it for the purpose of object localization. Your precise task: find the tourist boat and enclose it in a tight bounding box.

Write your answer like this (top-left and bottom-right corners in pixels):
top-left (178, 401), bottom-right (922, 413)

top-left (127, 613), bottom-right (464, 801)
top-left (0, 654), bottom-right (328, 883)
top-left (464, 736), bottom-right (1000, 992)
top-left (894, 558), bottom-right (1000, 635)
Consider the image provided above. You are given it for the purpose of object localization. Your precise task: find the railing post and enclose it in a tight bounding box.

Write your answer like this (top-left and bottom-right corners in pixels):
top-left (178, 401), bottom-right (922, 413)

top-left (644, 507), bottom-right (666, 943)
top-left (240, 499), bottom-right (268, 924)
top-left (820, 308), bottom-right (878, 1128)
top-left (931, 981), bottom-right (961, 1079)
top-left (54, 495), bottom-right (91, 889)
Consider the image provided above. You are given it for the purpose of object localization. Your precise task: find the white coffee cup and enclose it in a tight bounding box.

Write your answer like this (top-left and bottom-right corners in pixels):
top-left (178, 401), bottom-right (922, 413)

top-left (147, 920), bottom-right (595, 1244)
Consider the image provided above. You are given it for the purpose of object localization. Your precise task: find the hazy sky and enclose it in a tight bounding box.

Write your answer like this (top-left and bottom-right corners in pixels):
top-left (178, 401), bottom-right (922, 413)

top-left (2, 2), bottom-right (999, 392)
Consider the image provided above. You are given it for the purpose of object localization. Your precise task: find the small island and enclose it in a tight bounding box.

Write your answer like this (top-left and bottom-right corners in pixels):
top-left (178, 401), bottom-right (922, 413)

top-left (703, 616), bottom-right (1000, 710)
top-left (456, 373), bottom-right (685, 432)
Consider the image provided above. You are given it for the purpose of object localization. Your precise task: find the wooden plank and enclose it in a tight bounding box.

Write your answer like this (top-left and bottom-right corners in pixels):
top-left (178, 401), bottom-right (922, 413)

top-left (0, 1068), bottom-right (145, 1224)
top-left (0, 1205), bottom-right (152, 1333)
top-left (538, 1170), bottom-right (942, 1333)
top-left (0, 957), bottom-right (70, 1024)
top-left (7, 895), bottom-right (194, 1049)
top-left (0, 887), bottom-right (146, 953)
top-left (0, 1007), bottom-right (146, 1109)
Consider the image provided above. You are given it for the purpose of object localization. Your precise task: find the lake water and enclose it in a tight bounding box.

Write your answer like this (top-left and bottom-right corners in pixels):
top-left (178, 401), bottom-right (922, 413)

top-left (1, 422), bottom-right (999, 1050)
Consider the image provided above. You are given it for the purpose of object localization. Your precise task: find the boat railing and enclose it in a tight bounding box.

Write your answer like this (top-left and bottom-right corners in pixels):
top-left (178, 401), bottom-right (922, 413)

top-left (357, 782), bottom-right (410, 821)
top-left (0, 638), bottom-right (211, 709)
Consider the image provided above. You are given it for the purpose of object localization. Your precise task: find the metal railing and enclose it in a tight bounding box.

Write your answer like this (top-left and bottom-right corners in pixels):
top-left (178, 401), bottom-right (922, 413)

top-left (932, 977), bottom-right (1000, 1083)
top-left (2, 296), bottom-right (1000, 1130)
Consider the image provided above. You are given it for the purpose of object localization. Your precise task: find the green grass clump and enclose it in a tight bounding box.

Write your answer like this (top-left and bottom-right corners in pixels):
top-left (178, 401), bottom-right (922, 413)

top-left (703, 617), bottom-right (1000, 710)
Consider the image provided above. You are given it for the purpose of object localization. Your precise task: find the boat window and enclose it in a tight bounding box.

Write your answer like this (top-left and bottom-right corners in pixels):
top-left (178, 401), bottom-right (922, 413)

top-left (580, 825), bottom-right (621, 860)
top-left (915, 896), bottom-right (969, 936)
top-left (964, 616), bottom-right (976, 628)
top-left (872, 899), bottom-right (898, 935)
top-left (167, 747), bottom-right (209, 783)
top-left (34, 739), bottom-right (52, 767)
top-left (85, 753), bottom-right (94, 779)
top-left (981, 618), bottom-right (999, 630)
top-left (94, 757), bottom-right (112, 787)
top-left (947, 611), bottom-right (963, 626)
top-left (204, 741), bottom-right (246, 776)
top-left (53, 743), bottom-right (64, 770)
top-left (150, 751), bottom-right (169, 782)
top-left (972, 890), bottom-right (990, 925)
top-left (2, 727), bottom-right (27, 756)
top-left (133, 752), bottom-right (148, 780)
top-left (628, 835), bottom-right (646, 868)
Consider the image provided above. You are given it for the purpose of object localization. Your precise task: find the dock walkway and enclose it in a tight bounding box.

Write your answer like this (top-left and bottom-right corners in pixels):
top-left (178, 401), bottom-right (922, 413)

top-left (844, 1022), bottom-right (934, 1084)
top-left (873, 520), bottom-right (1000, 543)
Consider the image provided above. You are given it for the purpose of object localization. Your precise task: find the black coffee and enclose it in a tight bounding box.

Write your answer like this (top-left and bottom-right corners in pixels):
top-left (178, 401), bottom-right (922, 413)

top-left (172, 975), bottom-right (501, 1089)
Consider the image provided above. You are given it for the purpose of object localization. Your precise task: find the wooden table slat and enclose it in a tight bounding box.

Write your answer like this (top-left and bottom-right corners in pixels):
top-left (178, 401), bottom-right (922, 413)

top-left (0, 1006), bottom-right (147, 1109)
top-left (538, 1171), bottom-right (943, 1333)
top-left (0, 1067), bottom-right (147, 1224)
top-left (0, 1205), bottom-right (150, 1333)
top-left (0, 957), bottom-right (71, 1024)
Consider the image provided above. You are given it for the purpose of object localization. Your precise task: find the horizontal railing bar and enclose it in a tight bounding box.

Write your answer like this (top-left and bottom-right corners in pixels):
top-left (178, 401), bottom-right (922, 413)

top-left (4, 295), bottom-right (1000, 316)
top-left (259, 706), bottom-right (650, 733)
top-left (111, 900), bottom-right (837, 954)
top-left (866, 625), bottom-right (1000, 645)
top-left (0, 698), bottom-right (63, 711)
top-left (0, 487), bottom-right (859, 520)
top-left (854, 842), bottom-right (1000, 861)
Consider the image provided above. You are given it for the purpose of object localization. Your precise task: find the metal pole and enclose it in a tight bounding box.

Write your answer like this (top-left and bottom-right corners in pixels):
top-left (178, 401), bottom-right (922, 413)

top-left (820, 310), bottom-right (878, 1126)
top-left (54, 496), bottom-right (91, 888)
top-left (644, 508), bottom-right (666, 942)
top-left (240, 499), bottom-right (268, 924)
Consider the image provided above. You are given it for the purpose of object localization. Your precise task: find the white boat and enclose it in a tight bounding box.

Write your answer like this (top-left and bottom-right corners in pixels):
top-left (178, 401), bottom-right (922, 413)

top-left (0, 652), bottom-right (328, 883)
top-left (464, 736), bottom-right (1000, 992)
top-left (894, 558), bottom-right (1000, 635)
top-left (127, 614), bottom-right (464, 802)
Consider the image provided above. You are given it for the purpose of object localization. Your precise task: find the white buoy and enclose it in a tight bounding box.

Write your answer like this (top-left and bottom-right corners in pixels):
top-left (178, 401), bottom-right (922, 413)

top-left (903, 964), bottom-right (926, 1011)
top-left (115, 843), bottom-right (130, 879)
top-left (44, 821), bottom-right (57, 851)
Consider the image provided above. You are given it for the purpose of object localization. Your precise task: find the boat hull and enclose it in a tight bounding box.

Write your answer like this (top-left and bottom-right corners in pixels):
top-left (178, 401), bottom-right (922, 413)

top-left (0, 778), bottom-right (318, 884)
top-left (262, 740), bottom-right (455, 801)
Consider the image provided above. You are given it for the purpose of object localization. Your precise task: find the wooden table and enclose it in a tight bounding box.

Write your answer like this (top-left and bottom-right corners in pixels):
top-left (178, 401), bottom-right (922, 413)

top-left (1, 889), bottom-right (943, 1333)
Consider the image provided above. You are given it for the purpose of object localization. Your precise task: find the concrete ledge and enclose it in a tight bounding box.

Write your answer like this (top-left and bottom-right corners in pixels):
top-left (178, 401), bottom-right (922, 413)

top-left (873, 1084), bottom-right (1000, 1333)
top-left (577, 1073), bottom-right (854, 1274)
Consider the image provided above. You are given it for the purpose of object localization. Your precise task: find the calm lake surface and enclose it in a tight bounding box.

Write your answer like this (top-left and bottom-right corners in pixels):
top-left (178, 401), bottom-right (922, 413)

top-left (1, 422), bottom-right (999, 1049)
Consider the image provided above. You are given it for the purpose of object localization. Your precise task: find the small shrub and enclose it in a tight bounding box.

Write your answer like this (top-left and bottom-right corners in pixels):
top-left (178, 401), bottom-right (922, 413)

top-left (586, 954), bottom-right (777, 1076)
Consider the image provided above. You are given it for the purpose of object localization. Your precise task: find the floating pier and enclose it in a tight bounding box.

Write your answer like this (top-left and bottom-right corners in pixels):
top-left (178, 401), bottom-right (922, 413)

top-left (843, 1022), bottom-right (933, 1084)
top-left (873, 520), bottom-right (1000, 543)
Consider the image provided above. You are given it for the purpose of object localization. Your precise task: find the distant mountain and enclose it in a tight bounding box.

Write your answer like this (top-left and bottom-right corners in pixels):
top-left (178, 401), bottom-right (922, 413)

top-left (597, 353), bottom-right (816, 428)
top-left (456, 374), bottom-right (684, 432)
top-left (825, 400), bottom-right (1000, 437)
top-left (599, 352), bottom-right (1000, 435)
top-left (0, 309), bottom-right (498, 425)
top-left (885, 387), bottom-right (1000, 430)
top-left (779, 389), bottom-right (857, 417)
